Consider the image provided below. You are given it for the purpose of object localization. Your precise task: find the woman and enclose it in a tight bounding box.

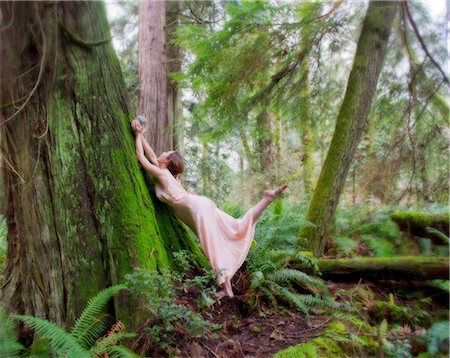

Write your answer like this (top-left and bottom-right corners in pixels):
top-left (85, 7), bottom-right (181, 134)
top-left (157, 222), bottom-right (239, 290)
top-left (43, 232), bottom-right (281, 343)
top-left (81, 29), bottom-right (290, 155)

top-left (131, 119), bottom-right (287, 298)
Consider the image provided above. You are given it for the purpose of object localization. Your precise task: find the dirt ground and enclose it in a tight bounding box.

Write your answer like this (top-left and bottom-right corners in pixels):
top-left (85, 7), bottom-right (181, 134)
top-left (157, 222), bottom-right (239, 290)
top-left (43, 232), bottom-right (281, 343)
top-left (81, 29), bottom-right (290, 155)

top-left (184, 298), bottom-right (330, 358)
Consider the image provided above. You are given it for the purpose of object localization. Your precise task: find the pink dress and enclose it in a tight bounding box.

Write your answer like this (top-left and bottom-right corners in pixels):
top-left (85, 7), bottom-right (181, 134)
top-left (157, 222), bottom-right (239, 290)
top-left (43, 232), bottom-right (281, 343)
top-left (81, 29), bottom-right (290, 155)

top-left (155, 169), bottom-right (256, 284)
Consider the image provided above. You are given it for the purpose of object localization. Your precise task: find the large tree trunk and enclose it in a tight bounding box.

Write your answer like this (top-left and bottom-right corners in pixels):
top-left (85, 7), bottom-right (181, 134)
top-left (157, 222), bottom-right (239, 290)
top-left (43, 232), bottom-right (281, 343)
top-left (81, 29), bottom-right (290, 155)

top-left (300, 1), bottom-right (397, 256)
top-left (0, 1), bottom-right (204, 331)
top-left (138, 0), bottom-right (171, 155)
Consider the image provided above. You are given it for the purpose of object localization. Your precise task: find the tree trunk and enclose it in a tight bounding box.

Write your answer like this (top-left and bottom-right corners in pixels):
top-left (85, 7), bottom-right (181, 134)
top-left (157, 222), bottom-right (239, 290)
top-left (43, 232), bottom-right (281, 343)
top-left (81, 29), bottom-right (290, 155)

top-left (295, 256), bottom-right (449, 281)
top-left (0, 1), bottom-right (204, 331)
top-left (166, 0), bottom-right (183, 153)
top-left (298, 4), bottom-right (319, 195)
top-left (300, 1), bottom-right (397, 256)
top-left (138, 0), bottom-right (171, 155)
top-left (255, 110), bottom-right (276, 174)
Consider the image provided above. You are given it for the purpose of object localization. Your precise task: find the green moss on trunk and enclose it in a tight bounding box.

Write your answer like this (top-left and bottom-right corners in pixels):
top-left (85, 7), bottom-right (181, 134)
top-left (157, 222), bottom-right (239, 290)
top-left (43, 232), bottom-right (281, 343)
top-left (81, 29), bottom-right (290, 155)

top-left (0, 1), bottom-right (205, 332)
top-left (299, 1), bottom-right (398, 256)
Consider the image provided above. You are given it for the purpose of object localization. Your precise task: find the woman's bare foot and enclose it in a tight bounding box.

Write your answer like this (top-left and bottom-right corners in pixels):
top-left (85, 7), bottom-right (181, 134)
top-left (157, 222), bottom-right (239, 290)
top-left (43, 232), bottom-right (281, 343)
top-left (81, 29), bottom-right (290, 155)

top-left (263, 184), bottom-right (288, 201)
top-left (215, 290), bottom-right (228, 300)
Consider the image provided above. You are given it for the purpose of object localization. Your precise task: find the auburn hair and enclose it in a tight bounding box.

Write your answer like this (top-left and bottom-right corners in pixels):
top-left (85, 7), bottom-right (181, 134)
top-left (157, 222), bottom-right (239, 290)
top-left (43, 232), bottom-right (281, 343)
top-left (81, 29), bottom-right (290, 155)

top-left (167, 151), bottom-right (185, 178)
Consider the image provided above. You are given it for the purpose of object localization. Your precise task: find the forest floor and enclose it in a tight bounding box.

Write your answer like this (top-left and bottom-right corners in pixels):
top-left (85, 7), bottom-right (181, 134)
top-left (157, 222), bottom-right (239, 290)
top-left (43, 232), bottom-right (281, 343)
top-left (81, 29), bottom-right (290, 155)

top-left (130, 279), bottom-right (449, 357)
top-left (176, 293), bottom-right (330, 358)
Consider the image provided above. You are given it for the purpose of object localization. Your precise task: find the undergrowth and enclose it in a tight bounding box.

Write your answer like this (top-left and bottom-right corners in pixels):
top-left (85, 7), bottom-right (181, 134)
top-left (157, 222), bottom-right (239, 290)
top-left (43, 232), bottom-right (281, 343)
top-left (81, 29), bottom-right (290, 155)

top-left (0, 285), bottom-right (137, 357)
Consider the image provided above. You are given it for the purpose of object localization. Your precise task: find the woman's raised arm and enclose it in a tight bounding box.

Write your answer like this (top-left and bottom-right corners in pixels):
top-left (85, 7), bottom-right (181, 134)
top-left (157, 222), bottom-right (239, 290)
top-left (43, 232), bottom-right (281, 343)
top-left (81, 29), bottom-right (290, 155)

top-left (132, 120), bottom-right (167, 187)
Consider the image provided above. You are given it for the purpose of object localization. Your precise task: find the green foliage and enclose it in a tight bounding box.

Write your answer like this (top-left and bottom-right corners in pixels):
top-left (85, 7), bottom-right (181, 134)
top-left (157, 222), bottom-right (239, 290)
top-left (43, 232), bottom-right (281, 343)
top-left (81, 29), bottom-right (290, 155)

top-left (125, 266), bottom-right (212, 353)
top-left (15, 285), bottom-right (136, 357)
top-left (70, 285), bottom-right (127, 348)
top-left (426, 321), bottom-right (450, 354)
top-left (243, 203), bottom-right (343, 316)
top-left (0, 307), bottom-right (24, 357)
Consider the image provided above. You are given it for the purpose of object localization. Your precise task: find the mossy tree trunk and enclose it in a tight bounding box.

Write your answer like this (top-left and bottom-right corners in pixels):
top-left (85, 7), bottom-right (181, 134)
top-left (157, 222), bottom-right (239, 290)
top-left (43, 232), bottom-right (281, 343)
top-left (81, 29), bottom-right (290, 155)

top-left (300, 1), bottom-right (397, 256)
top-left (0, 1), bottom-right (204, 332)
top-left (298, 4), bottom-right (320, 196)
top-left (295, 256), bottom-right (450, 281)
top-left (255, 110), bottom-right (276, 176)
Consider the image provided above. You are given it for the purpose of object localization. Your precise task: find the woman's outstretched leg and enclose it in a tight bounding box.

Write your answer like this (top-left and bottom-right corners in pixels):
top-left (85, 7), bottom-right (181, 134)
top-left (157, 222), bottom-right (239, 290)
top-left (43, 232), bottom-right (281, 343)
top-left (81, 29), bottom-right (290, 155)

top-left (216, 184), bottom-right (287, 300)
top-left (242, 184), bottom-right (288, 224)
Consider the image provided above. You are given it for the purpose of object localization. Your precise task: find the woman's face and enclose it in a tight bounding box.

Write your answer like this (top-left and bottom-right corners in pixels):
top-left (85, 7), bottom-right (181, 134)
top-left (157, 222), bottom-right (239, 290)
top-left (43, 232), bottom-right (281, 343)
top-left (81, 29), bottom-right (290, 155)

top-left (157, 151), bottom-right (175, 167)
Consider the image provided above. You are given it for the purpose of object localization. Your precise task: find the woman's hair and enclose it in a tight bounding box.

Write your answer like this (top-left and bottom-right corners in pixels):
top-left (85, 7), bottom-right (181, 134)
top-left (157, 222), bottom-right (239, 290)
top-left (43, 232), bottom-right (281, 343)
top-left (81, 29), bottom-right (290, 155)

top-left (167, 151), bottom-right (185, 178)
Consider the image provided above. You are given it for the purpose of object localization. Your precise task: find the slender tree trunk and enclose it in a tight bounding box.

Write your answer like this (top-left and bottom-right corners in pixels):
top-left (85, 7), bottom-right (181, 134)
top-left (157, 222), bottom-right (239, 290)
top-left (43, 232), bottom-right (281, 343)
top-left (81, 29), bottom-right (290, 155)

top-left (138, 0), bottom-right (171, 155)
top-left (167, 0), bottom-right (183, 153)
top-left (255, 110), bottom-right (276, 174)
top-left (300, 1), bottom-right (397, 256)
top-left (298, 4), bottom-right (319, 195)
top-left (0, 1), bottom-right (204, 332)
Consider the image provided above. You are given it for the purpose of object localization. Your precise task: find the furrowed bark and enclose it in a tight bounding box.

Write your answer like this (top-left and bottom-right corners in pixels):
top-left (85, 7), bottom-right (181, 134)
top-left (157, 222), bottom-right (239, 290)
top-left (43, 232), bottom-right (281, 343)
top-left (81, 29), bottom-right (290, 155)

top-left (0, 1), bottom-right (204, 332)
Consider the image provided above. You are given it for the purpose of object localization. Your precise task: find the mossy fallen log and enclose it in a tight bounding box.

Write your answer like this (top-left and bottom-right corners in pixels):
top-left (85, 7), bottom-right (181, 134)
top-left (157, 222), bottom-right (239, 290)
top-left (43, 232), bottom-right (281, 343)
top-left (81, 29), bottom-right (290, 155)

top-left (390, 211), bottom-right (449, 245)
top-left (295, 256), bottom-right (450, 281)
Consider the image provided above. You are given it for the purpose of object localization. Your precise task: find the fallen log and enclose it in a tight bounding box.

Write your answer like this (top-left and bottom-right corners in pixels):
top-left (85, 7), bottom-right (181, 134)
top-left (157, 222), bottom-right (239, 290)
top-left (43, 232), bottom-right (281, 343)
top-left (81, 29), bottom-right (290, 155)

top-left (295, 256), bottom-right (450, 281)
top-left (390, 211), bottom-right (449, 245)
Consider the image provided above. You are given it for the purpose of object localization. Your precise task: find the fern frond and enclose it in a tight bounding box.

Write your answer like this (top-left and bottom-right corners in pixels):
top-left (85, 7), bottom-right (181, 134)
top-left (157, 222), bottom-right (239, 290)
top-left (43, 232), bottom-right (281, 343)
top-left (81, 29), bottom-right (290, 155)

top-left (270, 283), bottom-right (310, 316)
top-left (293, 252), bottom-right (320, 272)
top-left (259, 286), bottom-right (278, 306)
top-left (90, 332), bottom-right (136, 355)
top-left (15, 315), bottom-right (89, 358)
top-left (268, 268), bottom-right (320, 289)
top-left (106, 345), bottom-right (142, 358)
top-left (250, 271), bottom-right (265, 289)
top-left (0, 307), bottom-right (24, 357)
top-left (71, 285), bottom-right (127, 347)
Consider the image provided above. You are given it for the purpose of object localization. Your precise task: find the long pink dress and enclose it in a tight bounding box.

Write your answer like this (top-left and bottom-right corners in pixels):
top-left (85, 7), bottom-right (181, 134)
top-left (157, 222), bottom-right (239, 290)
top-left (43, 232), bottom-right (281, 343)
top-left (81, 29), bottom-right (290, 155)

top-left (155, 169), bottom-right (256, 285)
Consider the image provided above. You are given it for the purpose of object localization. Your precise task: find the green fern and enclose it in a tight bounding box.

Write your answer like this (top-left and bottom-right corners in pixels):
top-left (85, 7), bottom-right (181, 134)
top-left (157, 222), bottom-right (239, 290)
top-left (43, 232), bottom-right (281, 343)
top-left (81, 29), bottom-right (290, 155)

top-left (0, 307), bottom-right (24, 357)
top-left (106, 345), bottom-right (143, 358)
top-left (14, 315), bottom-right (90, 358)
top-left (15, 285), bottom-right (134, 357)
top-left (90, 331), bottom-right (136, 356)
top-left (71, 285), bottom-right (127, 348)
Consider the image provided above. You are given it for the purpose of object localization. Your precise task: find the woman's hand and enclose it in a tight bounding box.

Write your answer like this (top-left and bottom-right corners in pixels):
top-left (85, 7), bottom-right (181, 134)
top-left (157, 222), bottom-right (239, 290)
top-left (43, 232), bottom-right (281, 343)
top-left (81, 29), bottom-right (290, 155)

top-left (131, 119), bottom-right (143, 135)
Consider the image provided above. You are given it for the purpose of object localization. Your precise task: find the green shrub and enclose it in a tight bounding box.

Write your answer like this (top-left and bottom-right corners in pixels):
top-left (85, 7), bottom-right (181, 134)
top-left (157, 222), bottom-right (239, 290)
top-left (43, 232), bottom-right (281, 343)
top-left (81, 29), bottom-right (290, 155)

top-left (125, 267), bottom-right (211, 354)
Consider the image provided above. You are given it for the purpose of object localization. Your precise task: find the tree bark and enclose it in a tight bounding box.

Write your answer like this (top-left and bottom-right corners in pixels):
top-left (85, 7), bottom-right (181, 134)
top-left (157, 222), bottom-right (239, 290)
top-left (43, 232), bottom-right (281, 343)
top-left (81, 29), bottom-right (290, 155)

top-left (300, 1), bottom-right (397, 256)
top-left (0, 1), bottom-right (204, 331)
top-left (138, 0), bottom-right (171, 155)
top-left (166, 1), bottom-right (184, 153)
top-left (298, 4), bottom-right (320, 195)
top-left (255, 110), bottom-right (276, 174)
top-left (295, 256), bottom-right (450, 281)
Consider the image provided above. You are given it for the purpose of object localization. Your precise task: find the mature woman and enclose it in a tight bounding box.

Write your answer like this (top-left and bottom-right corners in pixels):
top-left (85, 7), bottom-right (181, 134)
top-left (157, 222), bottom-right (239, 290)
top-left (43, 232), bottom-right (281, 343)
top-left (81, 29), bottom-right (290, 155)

top-left (131, 119), bottom-right (287, 298)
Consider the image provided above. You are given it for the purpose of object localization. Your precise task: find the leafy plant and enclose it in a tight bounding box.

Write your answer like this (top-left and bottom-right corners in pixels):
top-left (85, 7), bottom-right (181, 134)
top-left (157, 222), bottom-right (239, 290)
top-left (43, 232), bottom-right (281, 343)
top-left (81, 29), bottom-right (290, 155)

top-left (15, 285), bottom-right (138, 357)
top-left (0, 307), bottom-right (24, 357)
top-left (244, 204), bottom-right (345, 316)
top-left (426, 321), bottom-right (449, 355)
top-left (125, 268), bottom-right (211, 355)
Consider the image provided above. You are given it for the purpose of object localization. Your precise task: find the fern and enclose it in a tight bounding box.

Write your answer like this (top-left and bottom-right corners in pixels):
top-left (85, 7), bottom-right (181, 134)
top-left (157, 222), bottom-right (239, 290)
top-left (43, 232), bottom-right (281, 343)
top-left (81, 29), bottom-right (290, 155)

top-left (90, 332), bottom-right (136, 355)
top-left (15, 285), bottom-right (133, 357)
top-left (106, 345), bottom-right (143, 358)
top-left (15, 315), bottom-right (90, 358)
top-left (71, 284), bottom-right (127, 348)
top-left (0, 307), bottom-right (24, 357)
